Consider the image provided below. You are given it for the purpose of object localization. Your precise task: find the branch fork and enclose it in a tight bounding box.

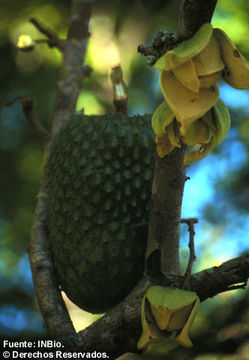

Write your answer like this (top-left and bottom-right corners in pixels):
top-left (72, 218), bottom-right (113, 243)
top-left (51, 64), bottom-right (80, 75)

top-left (29, 17), bottom-right (65, 51)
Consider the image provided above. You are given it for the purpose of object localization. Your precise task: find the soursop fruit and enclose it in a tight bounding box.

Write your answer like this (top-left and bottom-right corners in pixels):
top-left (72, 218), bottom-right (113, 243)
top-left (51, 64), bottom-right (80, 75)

top-left (47, 113), bottom-right (155, 313)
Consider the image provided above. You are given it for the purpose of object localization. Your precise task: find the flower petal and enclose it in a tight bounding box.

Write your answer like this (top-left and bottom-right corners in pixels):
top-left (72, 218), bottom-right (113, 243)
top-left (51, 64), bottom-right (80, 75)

top-left (167, 303), bottom-right (195, 331)
top-left (176, 297), bottom-right (200, 348)
top-left (138, 286), bottom-right (200, 349)
top-left (156, 134), bottom-right (174, 158)
top-left (195, 119), bottom-right (212, 144)
top-left (214, 28), bottom-right (249, 89)
top-left (193, 35), bottom-right (224, 76)
top-left (184, 142), bottom-right (214, 165)
top-left (182, 118), bottom-right (211, 146)
top-left (137, 297), bottom-right (166, 350)
top-left (181, 121), bottom-right (199, 146)
top-left (183, 100), bottom-right (230, 165)
top-left (151, 101), bottom-right (175, 137)
top-left (167, 119), bottom-right (181, 148)
top-left (213, 98), bottom-right (231, 146)
top-left (160, 71), bottom-right (219, 134)
top-left (172, 60), bottom-right (200, 93)
top-left (199, 71), bottom-right (221, 88)
top-left (155, 23), bottom-right (213, 71)
top-left (202, 107), bottom-right (217, 135)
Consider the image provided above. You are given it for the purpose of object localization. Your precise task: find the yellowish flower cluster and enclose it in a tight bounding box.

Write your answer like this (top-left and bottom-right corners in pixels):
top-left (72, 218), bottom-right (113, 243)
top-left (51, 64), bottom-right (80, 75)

top-left (137, 286), bottom-right (200, 354)
top-left (152, 23), bottom-right (249, 164)
top-left (117, 287), bottom-right (200, 359)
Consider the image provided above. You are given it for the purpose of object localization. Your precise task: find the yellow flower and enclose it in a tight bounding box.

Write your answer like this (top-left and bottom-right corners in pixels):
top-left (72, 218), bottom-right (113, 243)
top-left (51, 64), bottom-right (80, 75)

top-left (17, 35), bottom-right (35, 52)
top-left (152, 23), bottom-right (249, 163)
top-left (137, 286), bottom-right (200, 352)
top-left (152, 98), bottom-right (230, 164)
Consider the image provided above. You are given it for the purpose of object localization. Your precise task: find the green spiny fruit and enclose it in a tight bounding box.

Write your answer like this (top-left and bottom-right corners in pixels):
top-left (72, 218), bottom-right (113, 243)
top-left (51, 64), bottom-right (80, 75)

top-left (47, 113), bottom-right (155, 313)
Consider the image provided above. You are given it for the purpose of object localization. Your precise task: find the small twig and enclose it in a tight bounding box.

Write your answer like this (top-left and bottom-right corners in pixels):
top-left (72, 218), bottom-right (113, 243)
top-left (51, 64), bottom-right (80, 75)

top-left (110, 65), bottom-right (128, 114)
top-left (22, 97), bottom-right (51, 143)
top-left (137, 31), bottom-right (178, 65)
top-left (30, 18), bottom-right (65, 50)
top-left (5, 96), bottom-right (50, 143)
top-left (181, 218), bottom-right (198, 224)
top-left (181, 218), bottom-right (198, 289)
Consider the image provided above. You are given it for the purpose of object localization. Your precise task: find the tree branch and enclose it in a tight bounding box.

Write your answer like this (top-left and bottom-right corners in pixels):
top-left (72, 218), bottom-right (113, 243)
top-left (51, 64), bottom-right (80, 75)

top-left (190, 254), bottom-right (249, 301)
top-left (178, 0), bottom-right (219, 38)
top-left (21, 97), bottom-right (51, 143)
top-left (51, 0), bottom-right (93, 136)
top-left (28, 190), bottom-right (75, 337)
top-left (28, 0), bottom-right (93, 341)
top-left (30, 18), bottom-right (65, 50)
top-left (181, 218), bottom-right (198, 289)
top-left (60, 254), bottom-right (249, 357)
top-left (146, 147), bottom-right (186, 276)
top-left (138, 0), bottom-right (219, 63)
top-left (5, 96), bottom-right (50, 143)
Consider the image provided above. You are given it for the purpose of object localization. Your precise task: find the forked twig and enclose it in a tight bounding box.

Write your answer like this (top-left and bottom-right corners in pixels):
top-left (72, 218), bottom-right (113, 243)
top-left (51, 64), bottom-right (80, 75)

top-left (5, 96), bottom-right (50, 143)
top-left (181, 218), bottom-right (198, 289)
top-left (30, 18), bottom-right (65, 50)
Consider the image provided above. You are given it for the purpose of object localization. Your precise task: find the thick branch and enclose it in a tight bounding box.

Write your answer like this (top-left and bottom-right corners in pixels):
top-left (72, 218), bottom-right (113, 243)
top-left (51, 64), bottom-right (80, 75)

top-left (178, 0), bottom-right (218, 37)
top-left (28, 190), bottom-right (74, 336)
top-left (28, 0), bottom-right (93, 341)
top-left (191, 254), bottom-right (249, 301)
top-left (146, 147), bottom-right (186, 276)
top-left (59, 255), bottom-right (249, 357)
top-left (51, 0), bottom-right (93, 136)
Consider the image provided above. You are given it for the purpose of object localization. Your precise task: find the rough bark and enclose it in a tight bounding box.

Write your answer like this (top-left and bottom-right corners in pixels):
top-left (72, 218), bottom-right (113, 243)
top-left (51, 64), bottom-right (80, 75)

top-left (146, 147), bottom-right (186, 276)
top-left (178, 0), bottom-right (218, 38)
top-left (29, 188), bottom-right (75, 337)
top-left (28, 0), bottom-right (93, 339)
top-left (51, 0), bottom-right (92, 137)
